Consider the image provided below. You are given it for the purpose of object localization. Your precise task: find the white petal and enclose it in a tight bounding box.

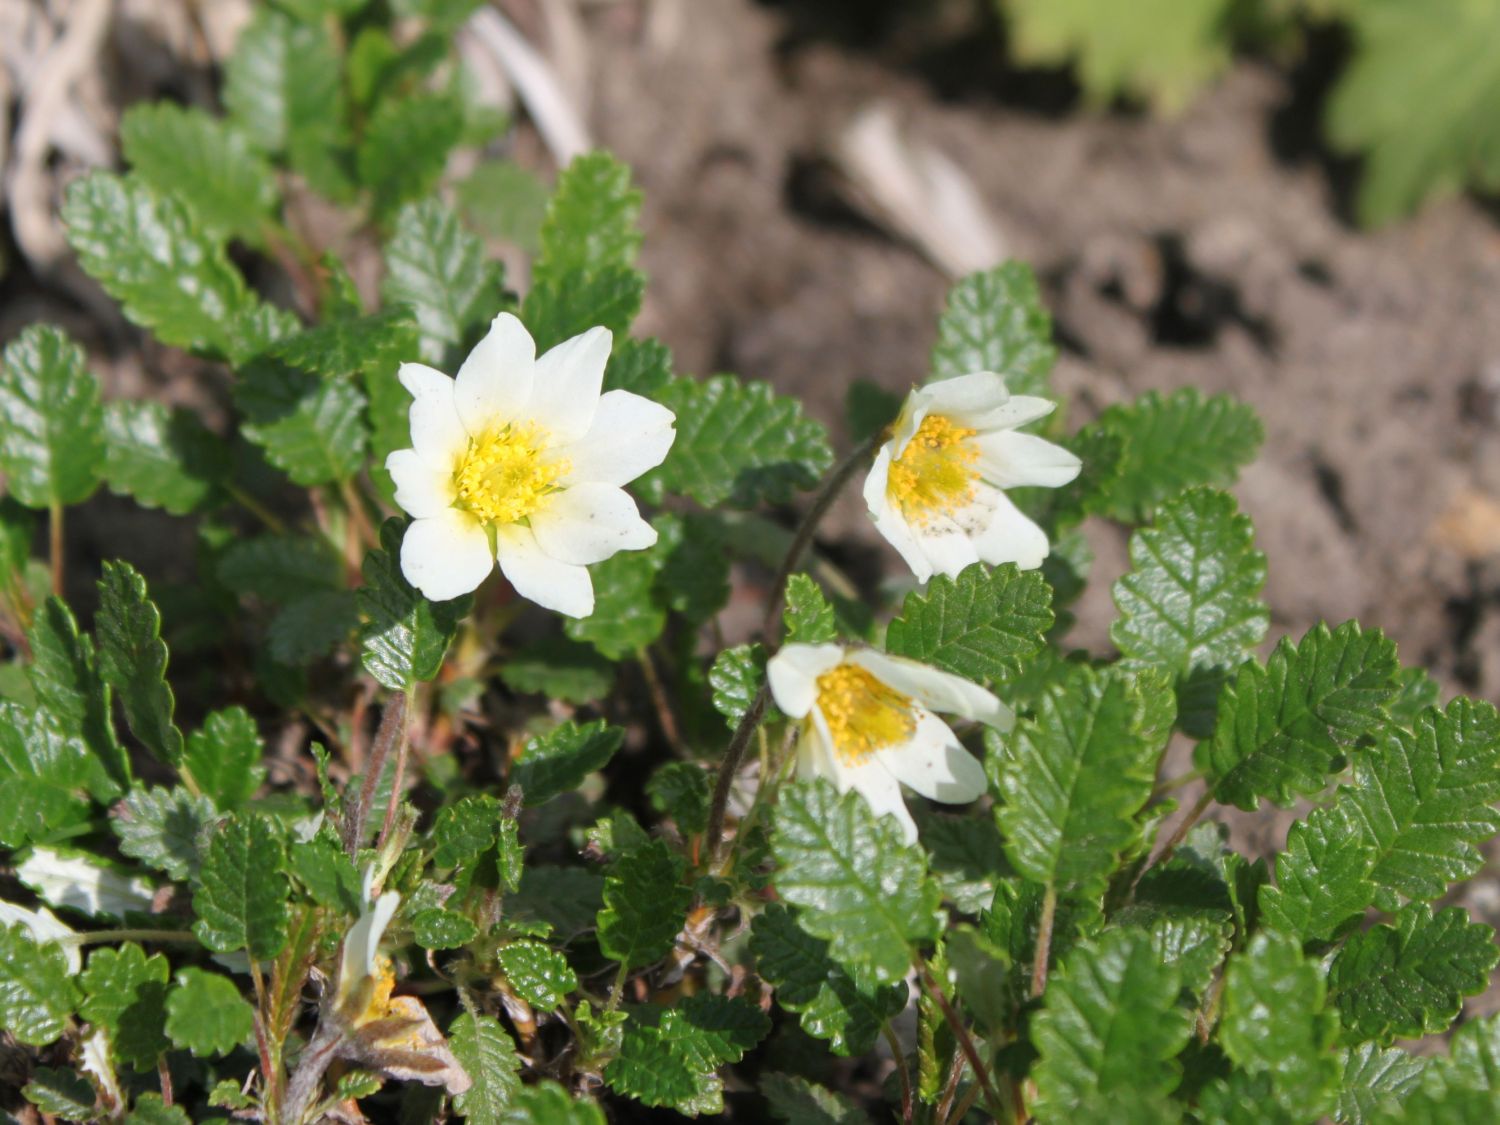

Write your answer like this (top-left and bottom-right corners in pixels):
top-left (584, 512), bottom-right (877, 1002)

top-left (341, 890), bottom-right (400, 987)
top-left (768, 644), bottom-right (845, 718)
top-left (883, 709), bottom-right (989, 803)
top-left (910, 513), bottom-right (982, 580)
top-left (964, 394), bottom-right (1057, 432)
top-left (915, 371), bottom-right (1009, 418)
top-left (529, 483), bottom-right (656, 565)
top-left (794, 720), bottom-right (839, 785)
top-left (399, 511), bottom-right (494, 601)
top-left (496, 523), bottom-right (594, 617)
top-left (975, 430), bottom-right (1082, 489)
top-left (864, 449), bottom-right (935, 583)
top-left (386, 449), bottom-right (454, 519)
top-left (824, 742), bottom-right (917, 844)
top-left (523, 326), bottom-right (612, 443)
top-left (455, 312), bottom-right (536, 434)
top-left (398, 363), bottom-right (467, 462)
top-left (849, 648), bottom-right (1012, 729)
top-left (554, 390), bottom-right (676, 487)
top-left (965, 485), bottom-right (1050, 571)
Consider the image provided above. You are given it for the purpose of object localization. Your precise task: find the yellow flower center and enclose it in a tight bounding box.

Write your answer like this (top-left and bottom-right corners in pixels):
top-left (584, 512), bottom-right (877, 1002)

top-left (815, 663), bottom-right (916, 765)
top-left (886, 413), bottom-right (979, 524)
top-left (452, 424), bottom-right (566, 525)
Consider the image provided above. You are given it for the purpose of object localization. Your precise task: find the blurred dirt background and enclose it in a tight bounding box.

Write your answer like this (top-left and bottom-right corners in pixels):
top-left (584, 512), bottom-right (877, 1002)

top-left (6, 0), bottom-right (1500, 1001)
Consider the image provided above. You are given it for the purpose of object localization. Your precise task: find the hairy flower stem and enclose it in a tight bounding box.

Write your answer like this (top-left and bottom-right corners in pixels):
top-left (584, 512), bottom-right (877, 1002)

top-left (48, 500), bottom-right (63, 597)
top-left (705, 685), bottom-right (770, 872)
top-left (920, 965), bottom-right (1007, 1122)
top-left (56, 928), bottom-right (200, 947)
top-left (1030, 883), bottom-right (1058, 999)
top-left (883, 1023), bottom-right (915, 1124)
top-left (281, 1020), bottom-right (342, 1125)
top-left (343, 692), bottom-right (408, 856)
top-left (762, 432), bottom-right (880, 641)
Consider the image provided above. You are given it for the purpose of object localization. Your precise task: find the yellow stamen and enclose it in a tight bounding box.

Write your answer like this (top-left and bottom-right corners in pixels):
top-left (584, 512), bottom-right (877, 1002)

top-left (886, 413), bottom-right (979, 524)
top-left (816, 663), bottom-right (916, 765)
top-left (452, 423), bottom-right (566, 525)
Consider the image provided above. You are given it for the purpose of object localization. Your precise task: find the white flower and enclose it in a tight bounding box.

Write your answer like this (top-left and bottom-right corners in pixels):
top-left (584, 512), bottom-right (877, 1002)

top-left (767, 643), bottom-right (1011, 843)
top-left (386, 312), bottom-right (676, 616)
top-left (863, 371), bottom-right (1082, 582)
top-left (335, 887), bottom-right (401, 1025)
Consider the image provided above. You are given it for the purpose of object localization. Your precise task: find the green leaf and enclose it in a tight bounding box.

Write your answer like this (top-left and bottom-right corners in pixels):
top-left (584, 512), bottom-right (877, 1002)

top-left (62, 173), bottom-right (255, 360)
top-left (217, 533), bottom-right (342, 603)
top-left (563, 547), bottom-right (666, 660)
top-left (1218, 932), bottom-right (1339, 1121)
top-left (193, 814), bottom-right (291, 959)
top-left (288, 837), bottom-right (362, 913)
top-left (597, 841), bottom-right (692, 969)
top-left (120, 102), bottom-right (277, 243)
top-left (1428, 1012), bottom-right (1500, 1099)
top-left (272, 306), bottom-right (414, 380)
top-left (521, 267), bottom-right (643, 351)
top-left (125, 1093), bottom-right (191, 1125)
top-left (80, 943), bottom-right (170, 1070)
top-left (26, 596), bottom-right (127, 796)
top-left (929, 262), bottom-right (1057, 395)
top-left (236, 364), bottom-right (369, 486)
top-left (1327, 0), bottom-right (1500, 225)
top-left (604, 335), bottom-right (673, 397)
top-left (647, 762), bottom-right (711, 836)
top-left (635, 374), bottom-right (834, 508)
top-left (709, 643), bottom-right (766, 729)
top-left (783, 574), bottom-right (837, 644)
top-left (164, 968), bottom-right (253, 1057)
top-left (749, 903), bottom-right (907, 1056)
top-left (0, 702), bottom-right (93, 847)
top-left (223, 8), bottom-right (349, 198)
top-left (0, 922), bottom-right (80, 1046)
top-left (1328, 904), bottom-right (1498, 1045)
top-left (181, 707), bottom-right (265, 810)
top-left (1111, 488), bottom-right (1268, 735)
top-left (1000, 0), bottom-right (1236, 112)
top-left (533, 151), bottom-right (642, 285)
top-left (1258, 806), bottom-right (1378, 943)
top-left (511, 720), bottom-right (624, 807)
top-left (771, 779), bottom-right (941, 985)
top-left (268, 590), bottom-right (360, 665)
top-left (357, 92), bottom-right (465, 219)
top-left (1337, 698), bottom-right (1500, 908)
top-left (381, 198), bottom-right (500, 364)
top-left (359, 519), bottom-right (470, 690)
top-left (1031, 928), bottom-right (1195, 1120)
top-left (1091, 388), bottom-right (1264, 523)
top-left (411, 907), bottom-right (479, 949)
top-left (1141, 910), bottom-right (1233, 1000)
top-left (1388, 666), bottom-right (1442, 731)
top-left (0, 325), bottom-right (104, 508)
top-left (497, 940), bottom-right (578, 1011)
top-left (112, 785), bottom-right (218, 882)
top-left (499, 634), bottom-right (614, 704)
top-left (456, 160), bottom-right (550, 254)
top-left (1337, 1043), bottom-right (1428, 1125)
top-left (605, 1011), bottom-right (709, 1110)
top-left (23, 1066), bottom-right (98, 1121)
top-left (511, 866), bottom-right (602, 940)
top-left (429, 794), bottom-right (502, 868)
top-left (450, 1011), bottom-right (522, 1122)
top-left (1200, 621), bottom-right (1400, 810)
top-left (96, 560), bottom-right (184, 767)
top-left (993, 665), bottom-right (1156, 895)
top-left (886, 562), bottom-right (1053, 683)
top-left (102, 400), bottom-right (227, 515)
top-left (676, 992), bottom-right (771, 1066)
top-left (919, 811), bottom-right (1011, 914)
top-left (762, 1072), bottom-right (872, 1125)
top-left (498, 1082), bottom-right (606, 1125)
top-left (654, 512), bottom-right (731, 626)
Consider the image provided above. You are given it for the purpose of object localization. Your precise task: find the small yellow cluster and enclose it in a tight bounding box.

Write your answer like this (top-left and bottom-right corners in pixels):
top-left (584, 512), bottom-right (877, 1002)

top-left (452, 424), bottom-right (567, 526)
top-left (885, 414), bottom-right (979, 524)
top-left (815, 663), bottom-right (916, 765)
